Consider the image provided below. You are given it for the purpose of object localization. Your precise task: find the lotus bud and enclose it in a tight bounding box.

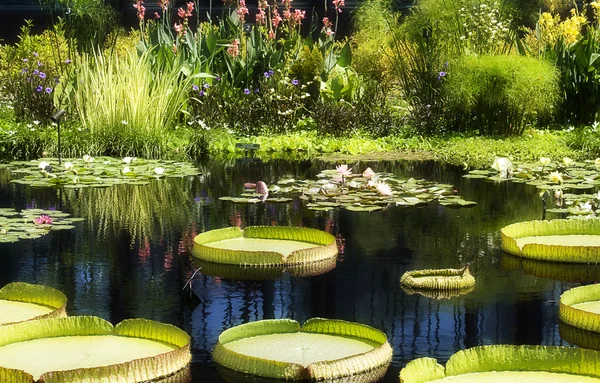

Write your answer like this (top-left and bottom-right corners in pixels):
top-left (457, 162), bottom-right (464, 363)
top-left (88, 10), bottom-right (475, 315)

top-left (362, 167), bottom-right (375, 179)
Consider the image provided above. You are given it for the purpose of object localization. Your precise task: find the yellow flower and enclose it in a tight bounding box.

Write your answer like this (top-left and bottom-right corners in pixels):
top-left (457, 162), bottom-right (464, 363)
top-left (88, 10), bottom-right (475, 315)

top-left (549, 171), bottom-right (563, 184)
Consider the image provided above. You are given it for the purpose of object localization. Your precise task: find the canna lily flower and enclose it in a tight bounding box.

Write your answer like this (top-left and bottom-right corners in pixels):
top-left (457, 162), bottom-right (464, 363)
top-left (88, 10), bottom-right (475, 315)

top-left (336, 164), bottom-right (352, 176)
top-left (549, 171), bottom-right (563, 184)
top-left (64, 162), bottom-right (74, 170)
top-left (375, 181), bottom-right (393, 196)
top-left (154, 167), bottom-right (165, 175)
top-left (362, 167), bottom-right (375, 179)
top-left (563, 157), bottom-right (573, 166)
top-left (38, 161), bottom-right (50, 170)
top-left (82, 155), bottom-right (94, 163)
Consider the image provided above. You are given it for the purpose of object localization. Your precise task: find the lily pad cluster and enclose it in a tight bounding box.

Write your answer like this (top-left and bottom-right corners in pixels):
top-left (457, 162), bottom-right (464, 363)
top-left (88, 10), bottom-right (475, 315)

top-left (6, 156), bottom-right (201, 189)
top-left (0, 208), bottom-right (82, 243)
top-left (466, 156), bottom-right (600, 217)
top-left (220, 166), bottom-right (476, 212)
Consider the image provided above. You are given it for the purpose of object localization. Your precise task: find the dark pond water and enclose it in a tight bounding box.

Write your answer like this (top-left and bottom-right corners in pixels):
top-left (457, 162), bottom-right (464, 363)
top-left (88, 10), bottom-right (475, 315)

top-left (1, 158), bottom-right (598, 382)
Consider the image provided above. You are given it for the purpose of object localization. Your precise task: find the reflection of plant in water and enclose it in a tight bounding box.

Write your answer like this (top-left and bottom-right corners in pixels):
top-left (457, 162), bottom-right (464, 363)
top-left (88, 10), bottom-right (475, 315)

top-left (65, 179), bottom-right (194, 243)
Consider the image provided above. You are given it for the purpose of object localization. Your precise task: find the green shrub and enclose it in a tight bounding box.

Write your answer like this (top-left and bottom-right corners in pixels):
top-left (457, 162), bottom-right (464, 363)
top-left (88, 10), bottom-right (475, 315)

top-left (443, 54), bottom-right (559, 136)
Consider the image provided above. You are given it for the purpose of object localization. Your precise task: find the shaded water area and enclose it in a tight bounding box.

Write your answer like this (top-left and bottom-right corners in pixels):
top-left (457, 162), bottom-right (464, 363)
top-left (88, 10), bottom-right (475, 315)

top-left (0, 158), bottom-right (598, 382)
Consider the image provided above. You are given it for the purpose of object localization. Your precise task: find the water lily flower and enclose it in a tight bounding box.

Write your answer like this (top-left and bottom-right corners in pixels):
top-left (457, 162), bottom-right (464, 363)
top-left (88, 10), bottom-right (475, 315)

top-left (122, 166), bottom-right (131, 175)
top-left (376, 181), bottom-right (393, 196)
top-left (82, 155), bottom-right (94, 163)
top-left (579, 201), bottom-right (594, 213)
top-left (595, 158), bottom-right (600, 166)
top-left (549, 171), bottom-right (563, 184)
top-left (563, 157), bottom-right (574, 166)
top-left (154, 167), bottom-right (165, 175)
top-left (123, 157), bottom-right (134, 164)
top-left (33, 215), bottom-right (53, 225)
top-left (38, 161), bottom-right (49, 170)
top-left (255, 181), bottom-right (268, 195)
top-left (64, 162), bottom-right (74, 170)
top-left (540, 157), bottom-right (551, 166)
top-left (336, 164), bottom-right (352, 176)
top-left (491, 156), bottom-right (513, 177)
top-left (362, 167), bottom-right (375, 179)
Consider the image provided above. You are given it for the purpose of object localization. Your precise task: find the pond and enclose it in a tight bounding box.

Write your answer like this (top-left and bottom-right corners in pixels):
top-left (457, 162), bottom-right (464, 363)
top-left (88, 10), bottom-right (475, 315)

top-left (0, 158), bottom-right (596, 382)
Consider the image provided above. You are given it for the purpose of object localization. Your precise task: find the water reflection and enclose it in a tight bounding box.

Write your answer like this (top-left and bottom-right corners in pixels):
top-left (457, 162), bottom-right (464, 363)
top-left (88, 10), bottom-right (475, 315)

top-left (1, 160), bottom-right (599, 382)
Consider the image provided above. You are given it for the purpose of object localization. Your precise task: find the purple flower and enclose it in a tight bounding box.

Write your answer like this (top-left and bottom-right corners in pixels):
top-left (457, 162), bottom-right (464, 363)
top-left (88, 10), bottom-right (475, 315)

top-left (32, 69), bottom-right (39, 75)
top-left (215, 75), bottom-right (221, 81)
top-left (199, 90), bottom-right (205, 97)
top-left (39, 72), bottom-right (46, 79)
top-left (268, 70), bottom-right (274, 76)
top-left (32, 52), bottom-right (39, 57)
top-left (192, 84), bottom-right (199, 91)
top-left (203, 83), bottom-right (210, 89)
top-left (21, 68), bottom-right (28, 73)
top-left (437, 71), bottom-right (446, 81)
top-left (255, 88), bottom-right (260, 93)
top-left (37, 61), bottom-right (42, 67)
top-left (65, 59), bottom-right (72, 64)
top-left (264, 71), bottom-right (270, 78)
top-left (291, 79), bottom-right (299, 85)
top-left (45, 87), bottom-right (53, 94)
top-left (23, 58), bottom-right (29, 62)
top-left (36, 85), bottom-right (43, 92)
top-left (243, 88), bottom-right (250, 95)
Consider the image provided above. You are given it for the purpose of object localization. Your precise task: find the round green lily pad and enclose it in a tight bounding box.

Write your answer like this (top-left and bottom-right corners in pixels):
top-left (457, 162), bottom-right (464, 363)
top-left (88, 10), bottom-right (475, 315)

top-left (560, 283), bottom-right (600, 335)
top-left (0, 208), bottom-right (80, 243)
top-left (399, 345), bottom-right (600, 383)
top-left (213, 318), bottom-right (393, 380)
top-left (192, 226), bottom-right (338, 267)
top-left (501, 219), bottom-right (600, 263)
top-left (0, 282), bottom-right (67, 326)
top-left (0, 316), bottom-right (191, 382)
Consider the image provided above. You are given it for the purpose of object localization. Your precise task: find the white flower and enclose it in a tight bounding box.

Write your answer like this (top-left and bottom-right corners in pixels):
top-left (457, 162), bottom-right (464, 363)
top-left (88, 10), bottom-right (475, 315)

top-left (122, 166), bottom-right (131, 175)
top-left (549, 171), bottom-right (563, 184)
top-left (376, 181), bottom-right (393, 196)
top-left (491, 156), bottom-right (513, 177)
top-left (122, 120), bottom-right (128, 125)
top-left (154, 167), bottom-right (165, 175)
top-left (82, 155), bottom-right (94, 163)
top-left (579, 201), bottom-right (593, 213)
top-left (123, 156), bottom-right (134, 164)
top-left (563, 157), bottom-right (574, 166)
top-left (540, 157), bottom-right (551, 166)
top-left (38, 161), bottom-right (49, 170)
top-left (64, 162), bottom-right (74, 170)
top-left (33, 120), bottom-right (41, 125)
top-left (336, 164), bottom-right (352, 177)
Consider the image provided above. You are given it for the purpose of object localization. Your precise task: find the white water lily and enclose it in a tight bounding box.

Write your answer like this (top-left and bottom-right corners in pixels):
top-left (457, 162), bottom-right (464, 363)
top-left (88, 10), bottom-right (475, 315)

top-left (579, 201), bottom-right (594, 213)
top-left (336, 164), bottom-right (352, 177)
top-left (563, 157), bottom-right (574, 166)
top-left (540, 157), bottom-right (551, 166)
top-left (491, 156), bottom-right (513, 177)
top-left (549, 171), bottom-right (563, 184)
top-left (82, 154), bottom-right (94, 163)
top-left (123, 157), bottom-right (134, 164)
top-left (122, 166), bottom-right (131, 175)
top-left (154, 167), bottom-right (165, 175)
top-left (38, 161), bottom-right (49, 170)
top-left (64, 162), bottom-right (74, 170)
top-left (595, 158), bottom-right (600, 166)
top-left (376, 181), bottom-right (393, 196)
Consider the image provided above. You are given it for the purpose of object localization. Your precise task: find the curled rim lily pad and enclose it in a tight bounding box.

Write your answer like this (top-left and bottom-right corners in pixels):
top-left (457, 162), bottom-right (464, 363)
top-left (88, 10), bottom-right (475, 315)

top-left (400, 266), bottom-right (475, 293)
top-left (0, 282), bottom-right (67, 326)
top-left (192, 226), bottom-right (338, 267)
top-left (501, 254), bottom-right (600, 283)
top-left (192, 257), bottom-right (337, 281)
top-left (399, 345), bottom-right (600, 383)
top-left (559, 321), bottom-right (600, 351)
top-left (212, 318), bottom-right (393, 380)
top-left (0, 316), bottom-right (191, 382)
top-left (560, 283), bottom-right (600, 334)
top-left (401, 285), bottom-right (475, 300)
top-left (501, 219), bottom-right (600, 263)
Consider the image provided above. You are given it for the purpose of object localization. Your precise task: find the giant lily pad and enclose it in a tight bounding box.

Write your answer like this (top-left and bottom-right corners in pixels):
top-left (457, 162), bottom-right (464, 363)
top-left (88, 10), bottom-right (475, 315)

top-left (220, 166), bottom-right (475, 213)
top-left (399, 345), bottom-right (600, 382)
top-left (501, 219), bottom-right (600, 263)
top-left (192, 226), bottom-right (338, 267)
top-left (0, 282), bottom-right (67, 326)
top-left (560, 283), bottom-right (600, 334)
top-left (7, 157), bottom-right (200, 189)
top-left (213, 318), bottom-right (393, 380)
top-left (400, 266), bottom-right (475, 294)
top-left (0, 316), bottom-right (191, 382)
top-left (501, 254), bottom-right (600, 283)
top-left (0, 208), bottom-right (81, 243)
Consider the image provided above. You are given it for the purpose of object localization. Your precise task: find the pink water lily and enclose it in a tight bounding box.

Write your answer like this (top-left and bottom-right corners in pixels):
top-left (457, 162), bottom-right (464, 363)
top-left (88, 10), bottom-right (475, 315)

top-left (34, 215), bottom-right (53, 225)
top-left (362, 167), bottom-right (375, 179)
top-left (336, 164), bottom-right (352, 176)
top-left (376, 181), bottom-right (393, 196)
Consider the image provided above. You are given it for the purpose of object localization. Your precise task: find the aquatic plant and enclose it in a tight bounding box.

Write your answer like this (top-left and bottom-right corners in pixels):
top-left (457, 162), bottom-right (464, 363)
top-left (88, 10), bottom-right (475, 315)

top-left (0, 208), bottom-right (82, 243)
top-left (400, 266), bottom-right (475, 297)
top-left (560, 283), bottom-right (600, 334)
top-left (0, 282), bottom-right (67, 326)
top-left (399, 345), bottom-right (600, 382)
top-left (0, 316), bottom-right (191, 382)
top-left (192, 226), bottom-right (338, 267)
top-left (501, 253), bottom-right (600, 283)
top-left (213, 318), bottom-right (392, 380)
top-left (501, 219), bottom-right (600, 263)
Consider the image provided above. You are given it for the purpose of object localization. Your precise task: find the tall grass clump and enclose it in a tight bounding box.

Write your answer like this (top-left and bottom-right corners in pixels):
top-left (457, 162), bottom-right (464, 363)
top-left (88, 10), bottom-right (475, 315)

top-left (444, 55), bottom-right (559, 136)
top-left (71, 51), bottom-right (198, 157)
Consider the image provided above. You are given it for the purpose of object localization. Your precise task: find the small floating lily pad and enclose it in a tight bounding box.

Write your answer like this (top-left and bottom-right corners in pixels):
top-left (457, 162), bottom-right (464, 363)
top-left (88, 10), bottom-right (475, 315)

top-left (0, 316), bottom-right (191, 382)
top-left (0, 282), bottom-right (67, 326)
top-left (501, 219), bottom-right (600, 263)
top-left (212, 318), bottom-right (393, 380)
top-left (399, 345), bottom-right (600, 383)
top-left (192, 226), bottom-right (338, 267)
top-left (560, 283), bottom-right (600, 334)
top-left (0, 208), bottom-right (80, 243)
top-left (400, 266), bottom-right (475, 295)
